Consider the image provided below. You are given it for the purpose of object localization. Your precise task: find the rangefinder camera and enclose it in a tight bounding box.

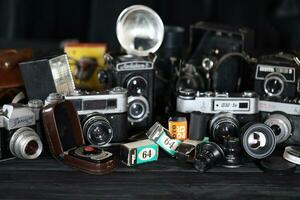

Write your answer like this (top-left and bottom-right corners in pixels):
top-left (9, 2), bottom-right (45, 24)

top-left (254, 52), bottom-right (300, 98)
top-left (0, 100), bottom-right (43, 160)
top-left (176, 89), bottom-right (259, 142)
top-left (259, 97), bottom-right (300, 145)
top-left (62, 87), bottom-right (129, 146)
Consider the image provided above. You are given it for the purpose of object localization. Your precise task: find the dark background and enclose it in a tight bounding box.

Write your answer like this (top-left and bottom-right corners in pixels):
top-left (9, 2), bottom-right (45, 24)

top-left (0, 0), bottom-right (300, 53)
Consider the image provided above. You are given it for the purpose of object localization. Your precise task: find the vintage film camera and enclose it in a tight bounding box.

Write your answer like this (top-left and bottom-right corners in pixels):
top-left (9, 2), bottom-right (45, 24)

top-left (62, 87), bottom-right (128, 146)
top-left (0, 100), bottom-right (43, 160)
top-left (176, 89), bottom-right (259, 142)
top-left (99, 5), bottom-right (164, 132)
top-left (259, 97), bottom-right (300, 145)
top-left (42, 98), bottom-right (116, 174)
top-left (20, 54), bottom-right (75, 100)
top-left (178, 22), bottom-right (254, 92)
top-left (254, 52), bottom-right (300, 98)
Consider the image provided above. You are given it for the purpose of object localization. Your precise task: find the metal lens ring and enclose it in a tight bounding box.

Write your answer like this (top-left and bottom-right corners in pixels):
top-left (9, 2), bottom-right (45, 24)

top-left (242, 123), bottom-right (276, 159)
top-left (128, 96), bottom-right (149, 123)
top-left (9, 127), bottom-right (43, 159)
top-left (263, 73), bottom-right (285, 97)
top-left (202, 57), bottom-right (214, 71)
top-left (210, 113), bottom-right (240, 142)
top-left (264, 114), bottom-right (292, 144)
top-left (82, 114), bottom-right (113, 146)
top-left (116, 5), bottom-right (164, 56)
top-left (126, 75), bottom-right (148, 96)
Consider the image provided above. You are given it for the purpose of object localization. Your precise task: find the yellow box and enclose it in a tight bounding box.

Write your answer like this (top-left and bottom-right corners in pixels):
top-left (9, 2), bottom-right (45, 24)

top-left (64, 43), bottom-right (107, 91)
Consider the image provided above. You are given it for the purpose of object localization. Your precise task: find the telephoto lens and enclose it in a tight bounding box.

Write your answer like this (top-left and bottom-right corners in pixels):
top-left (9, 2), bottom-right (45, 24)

top-left (241, 123), bottom-right (276, 159)
top-left (194, 142), bottom-right (225, 173)
top-left (222, 137), bottom-right (242, 168)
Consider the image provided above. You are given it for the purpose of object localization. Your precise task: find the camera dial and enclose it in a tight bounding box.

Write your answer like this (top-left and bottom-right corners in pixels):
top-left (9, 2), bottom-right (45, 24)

top-left (264, 114), bottom-right (292, 144)
top-left (128, 96), bottom-right (149, 123)
top-left (202, 57), bottom-right (215, 71)
top-left (210, 113), bottom-right (240, 143)
top-left (126, 76), bottom-right (147, 96)
top-left (110, 87), bottom-right (127, 94)
top-left (178, 89), bottom-right (196, 99)
top-left (9, 127), bottom-right (43, 159)
top-left (264, 73), bottom-right (285, 97)
top-left (82, 113), bottom-right (113, 146)
top-left (241, 123), bottom-right (276, 159)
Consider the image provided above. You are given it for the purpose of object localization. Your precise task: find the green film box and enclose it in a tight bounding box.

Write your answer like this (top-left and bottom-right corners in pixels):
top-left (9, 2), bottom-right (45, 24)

top-left (120, 139), bottom-right (159, 166)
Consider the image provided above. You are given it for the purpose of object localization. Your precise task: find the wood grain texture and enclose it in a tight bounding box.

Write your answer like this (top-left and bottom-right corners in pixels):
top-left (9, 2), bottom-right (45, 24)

top-left (0, 155), bottom-right (299, 200)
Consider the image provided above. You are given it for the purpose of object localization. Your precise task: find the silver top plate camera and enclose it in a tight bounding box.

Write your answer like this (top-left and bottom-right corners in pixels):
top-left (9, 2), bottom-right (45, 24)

top-left (176, 89), bottom-right (259, 114)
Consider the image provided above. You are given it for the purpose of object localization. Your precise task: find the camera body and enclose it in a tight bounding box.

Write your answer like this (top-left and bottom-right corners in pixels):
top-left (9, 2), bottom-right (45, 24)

top-left (259, 97), bottom-right (300, 145)
top-left (254, 53), bottom-right (300, 98)
top-left (64, 87), bottom-right (128, 146)
top-left (185, 21), bottom-right (254, 92)
top-left (0, 101), bottom-right (43, 160)
top-left (100, 54), bottom-right (155, 131)
top-left (176, 90), bottom-right (259, 141)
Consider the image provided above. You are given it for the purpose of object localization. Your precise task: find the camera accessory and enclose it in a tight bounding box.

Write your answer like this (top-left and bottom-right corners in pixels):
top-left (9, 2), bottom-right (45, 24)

top-left (42, 99), bottom-right (116, 174)
top-left (259, 98), bottom-right (300, 145)
top-left (44, 93), bottom-right (64, 106)
top-left (194, 141), bottom-right (225, 173)
top-left (175, 139), bottom-right (203, 162)
top-left (188, 111), bottom-right (209, 141)
top-left (258, 156), bottom-right (296, 175)
top-left (176, 64), bottom-right (205, 92)
top-left (128, 95), bottom-right (149, 123)
top-left (254, 52), bottom-right (300, 98)
top-left (283, 146), bottom-right (300, 165)
top-left (146, 122), bottom-right (181, 156)
top-left (65, 87), bottom-right (128, 144)
top-left (20, 54), bottom-right (75, 100)
top-left (0, 49), bottom-right (32, 89)
top-left (168, 117), bottom-right (188, 140)
top-left (241, 123), bottom-right (276, 159)
top-left (120, 139), bottom-right (158, 166)
top-left (64, 43), bottom-right (107, 91)
top-left (176, 90), bottom-right (259, 114)
top-left (222, 137), bottom-right (242, 168)
top-left (9, 127), bottom-right (43, 159)
top-left (116, 5), bottom-right (164, 57)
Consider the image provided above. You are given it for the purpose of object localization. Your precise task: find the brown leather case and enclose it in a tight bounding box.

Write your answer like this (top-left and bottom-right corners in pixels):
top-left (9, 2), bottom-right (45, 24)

top-left (42, 100), bottom-right (117, 174)
top-left (0, 49), bottom-right (33, 89)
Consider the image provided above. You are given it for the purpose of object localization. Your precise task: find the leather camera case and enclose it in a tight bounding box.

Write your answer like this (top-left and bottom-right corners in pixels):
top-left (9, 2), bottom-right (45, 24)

top-left (42, 99), bottom-right (117, 174)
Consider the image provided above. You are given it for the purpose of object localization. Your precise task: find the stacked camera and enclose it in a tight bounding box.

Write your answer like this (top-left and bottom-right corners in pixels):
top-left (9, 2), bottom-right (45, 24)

top-left (2, 4), bottom-right (300, 175)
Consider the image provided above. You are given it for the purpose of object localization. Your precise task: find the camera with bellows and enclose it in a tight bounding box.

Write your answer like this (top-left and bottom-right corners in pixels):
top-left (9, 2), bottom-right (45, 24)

top-left (99, 5), bottom-right (164, 132)
top-left (176, 89), bottom-right (259, 142)
top-left (177, 21), bottom-right (254, 93)
top-left (61, 87), bottom-right (128, 147)
top-left (0, 100), bottom-right (44, 160)
top-left (254, 52), bottom-right (300, 98)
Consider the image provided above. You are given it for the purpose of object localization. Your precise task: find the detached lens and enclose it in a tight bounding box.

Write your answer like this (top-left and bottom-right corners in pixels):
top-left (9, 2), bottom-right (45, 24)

top-left (82, 114), bottom-right (113, 146)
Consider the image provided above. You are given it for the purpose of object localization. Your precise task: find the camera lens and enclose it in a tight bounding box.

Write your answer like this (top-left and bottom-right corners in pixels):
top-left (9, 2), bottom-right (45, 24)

top-left (126, 76), bottom-right (147, 95)
top-left (264, 114), bottom-right (292, 144)
top-left (241, 123), bottom-right (276, 159)
top-left (210, 113), bottom-right (239, 143)
top-left (82, 114), bottom-right (113, 146)
top-left (9, 127), bottom-right (43, 159)
top-left (264, 74), bottom-right (285, 96)
top-left (128, 96), bottom-right (149, 123)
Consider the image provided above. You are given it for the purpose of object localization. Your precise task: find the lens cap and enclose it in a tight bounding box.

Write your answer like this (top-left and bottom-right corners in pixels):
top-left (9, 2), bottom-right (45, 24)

top-left (259, 156), bottom-right (296, 175)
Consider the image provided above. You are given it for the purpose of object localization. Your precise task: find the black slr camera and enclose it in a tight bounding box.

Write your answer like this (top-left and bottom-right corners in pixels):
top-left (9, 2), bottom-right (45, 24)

top-left (254, 52), bottom-right (300, 98)
top-left (0, 100), bottom-right (43, 160)
top-left (58, 87), bottom-right (129, 147)
top-left (99, 5), bottom-right (164, 132)
top-left (177, 22), bottom-right (254, 92)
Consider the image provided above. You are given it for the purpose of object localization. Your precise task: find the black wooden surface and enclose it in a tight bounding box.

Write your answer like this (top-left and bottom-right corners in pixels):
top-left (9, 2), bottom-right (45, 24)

top-left (0, 154), bottom-right (299, 200)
